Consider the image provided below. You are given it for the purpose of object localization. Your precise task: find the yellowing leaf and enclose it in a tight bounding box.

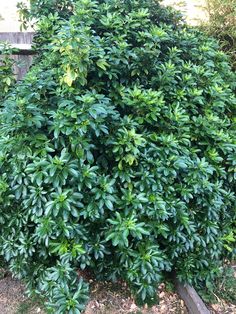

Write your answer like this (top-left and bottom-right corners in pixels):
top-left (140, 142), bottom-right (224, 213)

top-left (63, 67), bottom-right (78, 86)
top-left (5, 77), bottom-right (11, 86)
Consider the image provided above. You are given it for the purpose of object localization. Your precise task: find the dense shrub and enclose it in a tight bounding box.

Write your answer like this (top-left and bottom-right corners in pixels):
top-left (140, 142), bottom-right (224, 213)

top-left (204, 0), bottom-right (236, 68)
top-left (0, 0), bottom-right (235, 312)
top-left (17, 0), bottom-right (76, 30)
top-left (198, 265), bottom-right (236, 304)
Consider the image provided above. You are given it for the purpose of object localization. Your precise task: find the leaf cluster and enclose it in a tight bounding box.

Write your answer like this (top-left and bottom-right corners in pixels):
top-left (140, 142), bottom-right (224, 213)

top-left (0, 43), bottom-right (16, 100)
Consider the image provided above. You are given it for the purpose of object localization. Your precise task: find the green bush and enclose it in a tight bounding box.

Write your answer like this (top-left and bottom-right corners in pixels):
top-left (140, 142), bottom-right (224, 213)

top-left (204, 0), bottom-right (236, 68)
top-left (0, 0), bottom-right (236, 312)
top-left (17, 0), bottom-right (76, 30)
top-left (198, 265), bottom-right (236, 304)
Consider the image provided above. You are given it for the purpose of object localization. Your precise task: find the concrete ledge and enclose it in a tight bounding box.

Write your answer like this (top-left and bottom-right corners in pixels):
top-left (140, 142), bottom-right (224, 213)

top-left (175, 281), bottom-right (210, 314)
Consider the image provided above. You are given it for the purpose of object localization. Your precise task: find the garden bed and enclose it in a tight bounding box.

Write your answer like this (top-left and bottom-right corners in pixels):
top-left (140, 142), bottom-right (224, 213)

top-left (0, 270), bottom-right (235, 314)
top-left (0, 271), bottom-right (187, 314)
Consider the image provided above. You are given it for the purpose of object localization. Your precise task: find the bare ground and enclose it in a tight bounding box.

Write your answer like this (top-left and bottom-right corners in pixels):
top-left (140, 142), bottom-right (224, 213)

top-left (0, 275), bottom-right (25, 314)
top-left (0, 271), bottom-right (235, 314)
top-left (0, 272), bottom-right (188, 314)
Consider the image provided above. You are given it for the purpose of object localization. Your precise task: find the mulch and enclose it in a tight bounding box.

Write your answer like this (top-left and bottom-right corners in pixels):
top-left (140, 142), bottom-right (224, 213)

top-left (0, 270), bottom-right (235, 314)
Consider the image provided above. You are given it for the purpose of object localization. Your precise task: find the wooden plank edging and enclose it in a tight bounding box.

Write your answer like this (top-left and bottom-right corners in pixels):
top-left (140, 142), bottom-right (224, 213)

top-left (175, 281), bottom-right (210, 314)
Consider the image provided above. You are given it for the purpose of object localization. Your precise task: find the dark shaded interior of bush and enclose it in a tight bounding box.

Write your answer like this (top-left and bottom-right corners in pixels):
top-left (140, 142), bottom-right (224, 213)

top-left (0, 0), bottom-right (235, 313)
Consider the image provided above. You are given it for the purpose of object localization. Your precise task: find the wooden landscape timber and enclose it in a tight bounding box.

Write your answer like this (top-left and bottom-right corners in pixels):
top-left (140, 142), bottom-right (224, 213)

top-left (175, 280), bottom-right (211, 314)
